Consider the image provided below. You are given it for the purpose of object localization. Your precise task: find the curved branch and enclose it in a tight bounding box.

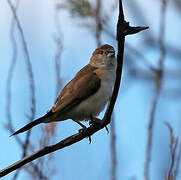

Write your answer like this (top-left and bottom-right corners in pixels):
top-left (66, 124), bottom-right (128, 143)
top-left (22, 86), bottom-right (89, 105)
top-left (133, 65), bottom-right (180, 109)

top-left (0, 0), bottom-right (148, 178)
top-left (7, 0), bottom-right (36, 120)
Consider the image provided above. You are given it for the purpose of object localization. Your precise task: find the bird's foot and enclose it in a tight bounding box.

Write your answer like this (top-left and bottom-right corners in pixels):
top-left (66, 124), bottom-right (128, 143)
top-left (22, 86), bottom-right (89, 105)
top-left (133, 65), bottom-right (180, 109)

top-left (89, 116), bottom-right (101, 127)
top-left (89, 116), bottom-right (109, 134)
top-left (78, 126), bottom-right (92, 144)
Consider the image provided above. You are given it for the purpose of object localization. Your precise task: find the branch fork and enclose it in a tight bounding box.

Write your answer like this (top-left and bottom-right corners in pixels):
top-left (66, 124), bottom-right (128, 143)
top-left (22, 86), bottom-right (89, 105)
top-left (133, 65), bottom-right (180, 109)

top-left (117, 20), bottom-right (148, 39)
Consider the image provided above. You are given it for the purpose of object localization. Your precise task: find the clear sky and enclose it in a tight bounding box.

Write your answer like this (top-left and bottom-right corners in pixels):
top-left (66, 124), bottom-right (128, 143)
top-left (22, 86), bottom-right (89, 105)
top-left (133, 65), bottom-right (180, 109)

top-left (0, 0), bottom-right (181, 180)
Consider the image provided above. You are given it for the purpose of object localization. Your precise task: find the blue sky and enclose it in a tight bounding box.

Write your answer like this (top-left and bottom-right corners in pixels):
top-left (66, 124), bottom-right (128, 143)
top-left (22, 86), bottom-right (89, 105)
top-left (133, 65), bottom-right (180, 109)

top-left (0, 0), bottom-right (181, 180)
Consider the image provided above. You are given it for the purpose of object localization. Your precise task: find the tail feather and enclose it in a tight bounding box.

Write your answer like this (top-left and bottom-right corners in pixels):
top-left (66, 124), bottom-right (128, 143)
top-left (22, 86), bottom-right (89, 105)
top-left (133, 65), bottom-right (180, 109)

top-left (10, 111), bottom-right (54, 137)
top-left (10, 117), bottom-right (44, 137)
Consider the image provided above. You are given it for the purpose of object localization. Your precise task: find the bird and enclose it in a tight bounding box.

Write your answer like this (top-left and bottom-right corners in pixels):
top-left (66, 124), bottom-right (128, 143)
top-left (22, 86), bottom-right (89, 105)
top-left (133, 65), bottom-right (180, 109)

top-left (11, 44), bottom-right (117, 136)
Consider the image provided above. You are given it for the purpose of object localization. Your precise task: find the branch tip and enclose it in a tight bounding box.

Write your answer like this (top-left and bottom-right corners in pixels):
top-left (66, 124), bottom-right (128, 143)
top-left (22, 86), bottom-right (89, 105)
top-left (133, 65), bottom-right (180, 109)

top-left (125, 26), bottom-right (149, 35)
top-left (117, 21), bottom-right (149, 40)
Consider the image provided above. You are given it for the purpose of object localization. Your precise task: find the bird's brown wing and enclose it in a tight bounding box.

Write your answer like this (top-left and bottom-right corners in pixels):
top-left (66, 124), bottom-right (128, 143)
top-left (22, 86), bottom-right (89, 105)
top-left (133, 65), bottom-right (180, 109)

top-left (51, 65), bottom-right (101, 114)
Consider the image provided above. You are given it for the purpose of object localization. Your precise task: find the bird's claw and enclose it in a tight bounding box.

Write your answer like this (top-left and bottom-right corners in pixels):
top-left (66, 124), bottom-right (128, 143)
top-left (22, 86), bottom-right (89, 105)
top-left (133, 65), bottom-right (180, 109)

top-left (78, 127), bottom-right (86, 133)
top-left (89, 116), bottom-right (101, 127)
top-left (88, 136), bottom-right (91, 144)
top-left (78, 127), bottom-right (92, 144)
top-left (89, 115), bottom-right (109, 134)
top-left (105, 125), bottom-right (109, 134)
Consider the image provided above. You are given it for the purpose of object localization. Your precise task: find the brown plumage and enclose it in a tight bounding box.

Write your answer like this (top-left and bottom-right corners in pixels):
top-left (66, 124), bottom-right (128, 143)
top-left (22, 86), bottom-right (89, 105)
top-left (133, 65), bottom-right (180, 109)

top-left (51, 64), bottom-right (101, 113)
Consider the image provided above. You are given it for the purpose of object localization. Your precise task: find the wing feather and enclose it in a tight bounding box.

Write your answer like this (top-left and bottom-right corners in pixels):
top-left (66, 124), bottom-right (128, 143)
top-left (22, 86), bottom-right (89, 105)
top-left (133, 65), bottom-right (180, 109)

top-left (51, 65), bottom-right (101, 114)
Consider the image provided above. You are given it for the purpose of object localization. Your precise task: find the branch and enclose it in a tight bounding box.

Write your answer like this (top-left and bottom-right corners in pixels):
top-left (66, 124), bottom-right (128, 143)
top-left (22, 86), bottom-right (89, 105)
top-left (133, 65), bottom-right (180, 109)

top-left (95, 0), bottom-right (102, 46)
top-left (144, 77), bottom-right (161, 180)
top-left (174, 143), bottom-right (181, 180)
top-left (54, 7), bottom-right (63, 97)
top-left (6, 0), bottom-right (40, 179)
top-left (165, 122), bottom-right (178, 180)
top-left (144, 0), bottom-right (167, 179)
top-left (0, 0), bottom-right (148, 177)
top-left (6, 1), bottom-right (24, 179)
top-left (7, 0), bottom-right (36, 121)
top-left (6, 0), bottom-right (21, 147)
top-left (110, 115), bottom-right (117, 180)
top-left (7, 0), bottom-right (36, 156)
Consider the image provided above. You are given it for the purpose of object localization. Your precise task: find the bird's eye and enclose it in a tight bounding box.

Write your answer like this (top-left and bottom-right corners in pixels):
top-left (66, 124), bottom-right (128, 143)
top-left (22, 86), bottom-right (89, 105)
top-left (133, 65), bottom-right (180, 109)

top-left (99, 51), bottom-right (104, 55)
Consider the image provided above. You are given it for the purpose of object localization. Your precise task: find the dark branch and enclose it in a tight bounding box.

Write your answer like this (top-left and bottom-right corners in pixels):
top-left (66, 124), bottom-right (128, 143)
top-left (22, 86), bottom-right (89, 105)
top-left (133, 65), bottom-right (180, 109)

top-left (0, 0), bottom-right (148, 177)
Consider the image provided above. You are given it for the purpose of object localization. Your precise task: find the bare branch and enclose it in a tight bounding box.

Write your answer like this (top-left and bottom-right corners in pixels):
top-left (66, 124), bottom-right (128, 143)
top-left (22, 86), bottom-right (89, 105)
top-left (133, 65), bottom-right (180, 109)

top-left (165, 122), bottom-right (178, 180)
top-left (7, 0), bottom-right (36, 148)
top-left (6, 0), bottom-right (37, 179)
top-left (0, 0), bottom-right (148, 177)
top-left (7, 0), bottom-right (36, 121)
top-left (6, 0), bottom-right (23, 148)
top-left (174, 144), bottom-right (181, 179)
top-left (144, 0), bottom-right (167, 179)
top-left (167, 124), bottom-right (178, 179)
top-left (54, 7), bottom-right (63, 97)
top-left (144, 73), bottom-right (161, 180)
top-left (6, 0), bottom-right (19, 130)
top-left (110, 115), bottom-right (117, 180)
top-left (95, 0), bottom-right (102, 46)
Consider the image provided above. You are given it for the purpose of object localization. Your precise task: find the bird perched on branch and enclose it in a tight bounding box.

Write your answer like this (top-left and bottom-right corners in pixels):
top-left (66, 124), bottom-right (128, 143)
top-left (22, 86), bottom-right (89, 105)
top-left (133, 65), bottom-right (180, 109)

top-left (11, 44), bottom-right (117, 136)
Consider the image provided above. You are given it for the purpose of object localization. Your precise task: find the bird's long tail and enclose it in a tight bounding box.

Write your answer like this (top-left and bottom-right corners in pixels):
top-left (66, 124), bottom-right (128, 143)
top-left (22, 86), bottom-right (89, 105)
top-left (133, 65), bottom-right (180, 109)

top-left (10, 118), bottom-right (44, 137)
top-left (10, 111), bottom-right (53, 136)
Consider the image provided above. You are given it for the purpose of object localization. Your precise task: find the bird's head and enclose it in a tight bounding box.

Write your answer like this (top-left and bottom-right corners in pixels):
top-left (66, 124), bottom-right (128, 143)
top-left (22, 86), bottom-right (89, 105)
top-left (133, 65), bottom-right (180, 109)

top-left (90, 44), bottom-right (116, 69)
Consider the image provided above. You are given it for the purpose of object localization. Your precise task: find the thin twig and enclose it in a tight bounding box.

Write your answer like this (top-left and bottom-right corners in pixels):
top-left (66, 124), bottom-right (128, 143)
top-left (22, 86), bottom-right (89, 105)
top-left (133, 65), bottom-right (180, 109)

top-left (174, 143), bottom-right (181, 179)
top-left (54, 7), bottom-right (63, 97)
top-left (95, 0), bottom-right (102, 46)
top-left (7, 0), bottom-right (36, 178)
top-left (144, 0), bottom-right (167, 180)
top-left (165, 122), bottom-right (178, 180)
top-left (6, 0), bottom-right (19, 131)
top-left (24, 164), bottom-right (48, 180)
top-left (144, 74), bottom-right (161, 180)
top-left (7, 0), bottom-right (36, 121)
top-left (54, 37), bottom-right (62, 96)
top-left (110, 115), bottom-right (117, 180)
top-left (6, 0), bottom-right (23, 148)
top-left (6, 2), bottom-right (24, 179)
